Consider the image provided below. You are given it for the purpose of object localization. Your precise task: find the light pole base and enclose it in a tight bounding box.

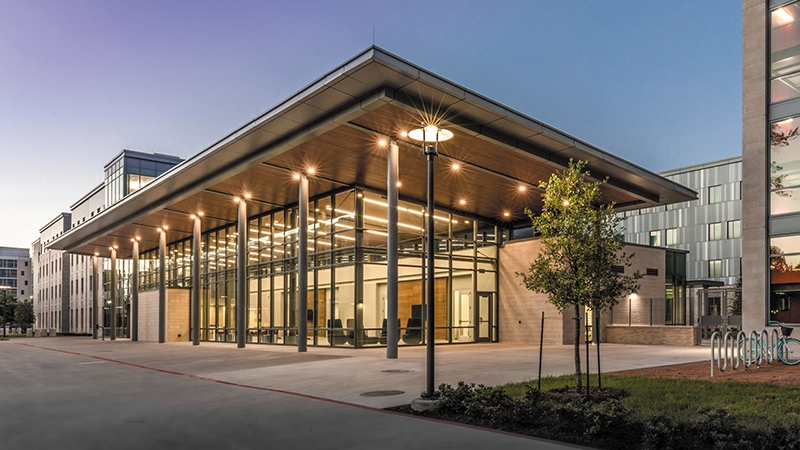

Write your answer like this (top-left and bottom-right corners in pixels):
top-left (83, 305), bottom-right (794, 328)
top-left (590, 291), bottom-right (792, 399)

top-left (410, 397), bottom-right (438, 412)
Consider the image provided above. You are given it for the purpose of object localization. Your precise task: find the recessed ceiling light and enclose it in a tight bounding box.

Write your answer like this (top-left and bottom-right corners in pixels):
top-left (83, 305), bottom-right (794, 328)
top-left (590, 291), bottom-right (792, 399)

top-left (778, 7), bottom-right (794, 23)
top-left (459, 199), bottom-right (466, 205)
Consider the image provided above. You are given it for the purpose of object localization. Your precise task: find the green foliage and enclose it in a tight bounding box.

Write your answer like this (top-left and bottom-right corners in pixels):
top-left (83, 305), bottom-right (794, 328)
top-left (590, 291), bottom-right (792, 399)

top-left (516, 160), bottom-right (642, 388)
top-left (418, 376), bottom-right (800, 450)
top-left (0, 290), bottom-right (19, 328)
top-left (504, 374), bottom-right (800, 430)
top-left (517, 159), bottom-right (641, 313)
top-left (15, 301), bottom-right (34, 331)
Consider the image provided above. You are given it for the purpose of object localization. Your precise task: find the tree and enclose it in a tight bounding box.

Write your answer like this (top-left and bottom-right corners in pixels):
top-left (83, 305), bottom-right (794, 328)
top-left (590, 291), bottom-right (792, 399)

top-left (517, 160), bottom-right (642, 389)
top-left (0, 290), bottom-right (19, 336)
top-left (15, 301), bottom-right (35, 332)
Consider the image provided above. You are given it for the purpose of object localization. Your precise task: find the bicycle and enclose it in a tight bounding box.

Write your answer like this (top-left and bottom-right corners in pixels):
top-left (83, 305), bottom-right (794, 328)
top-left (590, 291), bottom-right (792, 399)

top-left (738, 323), bottom-right (800, 365)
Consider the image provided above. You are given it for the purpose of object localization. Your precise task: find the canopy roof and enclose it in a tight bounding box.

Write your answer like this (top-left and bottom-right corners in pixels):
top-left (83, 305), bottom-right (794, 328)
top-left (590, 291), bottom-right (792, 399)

top-left (49, 46), bottom-right (696, 258)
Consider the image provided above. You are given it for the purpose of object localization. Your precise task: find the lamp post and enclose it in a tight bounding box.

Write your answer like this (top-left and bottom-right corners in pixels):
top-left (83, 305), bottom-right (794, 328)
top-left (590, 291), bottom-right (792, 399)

top-left (0, 285), bottom-right (11, 338)
top-left (408, 123), bottom-right (453, 399)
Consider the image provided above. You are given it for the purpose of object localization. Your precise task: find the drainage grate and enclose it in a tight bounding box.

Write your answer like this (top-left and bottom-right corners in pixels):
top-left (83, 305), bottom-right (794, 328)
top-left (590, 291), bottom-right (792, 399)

top-left (382, 369), bottom-right (412, 373)
top-left (360, 390), bottom-right (405, 397)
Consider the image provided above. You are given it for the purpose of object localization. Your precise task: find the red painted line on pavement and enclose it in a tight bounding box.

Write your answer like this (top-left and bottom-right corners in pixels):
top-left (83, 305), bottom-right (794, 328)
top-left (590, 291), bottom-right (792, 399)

top-left (15, 342), bottom-right (584, 448)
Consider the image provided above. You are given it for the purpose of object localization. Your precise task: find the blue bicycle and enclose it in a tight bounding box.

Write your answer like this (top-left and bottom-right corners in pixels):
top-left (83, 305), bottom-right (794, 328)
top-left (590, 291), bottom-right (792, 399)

top-left (739, 323), bottom-right (800, 365)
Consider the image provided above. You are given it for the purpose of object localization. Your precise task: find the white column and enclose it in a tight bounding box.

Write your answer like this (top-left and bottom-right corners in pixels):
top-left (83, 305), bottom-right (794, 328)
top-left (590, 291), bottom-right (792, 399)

top-left (192, 216), bottom-right (201, 345)
top-left (159, 229), bottom-right (166, 344)
top-left (298, 175), bottom-right (309, 352)
top-left (131, 239), bottom-right (139, 342)
top-left (236, 199), bottom-right (247, 349)
top-left (92, 254), bottom-right (98, 339)
top-left (387, 141), bottom-right (399, 358)
top-left (110, 247), bottom-right (117, 341)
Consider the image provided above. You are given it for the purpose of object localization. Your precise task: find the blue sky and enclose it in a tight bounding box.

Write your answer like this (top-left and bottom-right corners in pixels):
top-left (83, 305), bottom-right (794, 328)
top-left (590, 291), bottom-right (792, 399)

top-left (0, 0), bottom-right (741, 248)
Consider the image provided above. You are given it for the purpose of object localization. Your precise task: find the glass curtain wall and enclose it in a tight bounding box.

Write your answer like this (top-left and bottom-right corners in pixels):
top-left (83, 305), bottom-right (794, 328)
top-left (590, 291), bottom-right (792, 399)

top-left (102, 258), bottom-right (132, 338)
top-left (194, 186), bottom-right (499, 348)
top-left (665, 250), bottom-right (687, 326)
top-left (770, 3), bottom-right (800, 325)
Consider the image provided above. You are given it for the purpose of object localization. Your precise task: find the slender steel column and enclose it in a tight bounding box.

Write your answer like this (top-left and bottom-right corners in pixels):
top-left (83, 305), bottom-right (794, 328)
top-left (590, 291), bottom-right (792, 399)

top-left (297, 175), bottom-right (309, 352)
top-left (424, 144), bottom-right (437, 397)
top-left (386, 142), bottom-right (399, 359)
top-left (110, 248), bottom-right (117, 341)
top-left (158, 229), bottom-right (166, 344)
top-left (92, 254), bottom-right (98, 339)
top-left (131, 239), bottom-right (139, 342)
top-left (236, 199), bottom-right (247, 349)
top-left (192, 216), bottom-right (201, 345)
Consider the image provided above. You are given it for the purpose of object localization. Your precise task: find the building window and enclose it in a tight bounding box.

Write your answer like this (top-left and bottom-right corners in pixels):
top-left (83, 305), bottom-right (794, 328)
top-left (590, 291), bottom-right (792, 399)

top-left (709, 259), bottom-right (722, 278)
top-left (665, 228), bottom-right (678, 246)
top-left (770, 235), bottom-right (800, 323)
top-left (728, 220), bottom-right (741, 239)
top-left (649, 231), bottom-right (661, 246)
top-left (709, 222), bottom-right (723, 241)
top-left (771, 4), bottom-right (800, 103)
top-left (770, 117), bottom-right (800, 215)
top-left (708, 185), bottom-right (723, 204)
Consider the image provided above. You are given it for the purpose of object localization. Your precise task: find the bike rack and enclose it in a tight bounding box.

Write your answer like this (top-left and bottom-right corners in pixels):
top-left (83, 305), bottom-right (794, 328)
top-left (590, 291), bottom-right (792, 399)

top-left (710, 328), bottom-right (779, 376)
top-left (711, 331), bottom-right (740, 376)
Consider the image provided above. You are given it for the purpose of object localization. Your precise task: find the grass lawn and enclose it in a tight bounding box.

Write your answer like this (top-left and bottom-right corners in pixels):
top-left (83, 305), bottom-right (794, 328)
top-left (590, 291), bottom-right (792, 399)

top-left (504, 374), bottom-right (800, 430)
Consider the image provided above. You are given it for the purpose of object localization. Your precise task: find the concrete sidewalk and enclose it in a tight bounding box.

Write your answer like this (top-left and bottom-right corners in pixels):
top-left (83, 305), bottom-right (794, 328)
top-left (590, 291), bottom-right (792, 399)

top-left (9, 338), bottom-right (710, 408)
top-left (4, 338), bottom-right (686, 449)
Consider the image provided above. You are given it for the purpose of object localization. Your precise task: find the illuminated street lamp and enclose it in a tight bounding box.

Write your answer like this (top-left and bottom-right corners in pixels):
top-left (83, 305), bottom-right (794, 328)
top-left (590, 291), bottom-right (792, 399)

top-left (408, 123), bottom-right (453, 398)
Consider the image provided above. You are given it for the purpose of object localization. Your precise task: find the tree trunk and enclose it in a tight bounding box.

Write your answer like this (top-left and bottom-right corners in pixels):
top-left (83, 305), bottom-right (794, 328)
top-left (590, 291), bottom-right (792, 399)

top-left (574, 303), bottom-right (582, 389)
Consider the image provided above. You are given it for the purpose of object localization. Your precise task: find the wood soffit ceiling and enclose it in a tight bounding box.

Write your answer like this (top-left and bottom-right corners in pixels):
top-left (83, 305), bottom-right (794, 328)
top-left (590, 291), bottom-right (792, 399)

top-left (55, 48), bottom-right (694, 258)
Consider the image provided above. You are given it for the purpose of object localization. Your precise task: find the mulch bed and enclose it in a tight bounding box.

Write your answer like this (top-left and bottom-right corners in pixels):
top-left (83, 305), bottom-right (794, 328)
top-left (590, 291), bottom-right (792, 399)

top-left (608, 359), bottom-right (800, 385)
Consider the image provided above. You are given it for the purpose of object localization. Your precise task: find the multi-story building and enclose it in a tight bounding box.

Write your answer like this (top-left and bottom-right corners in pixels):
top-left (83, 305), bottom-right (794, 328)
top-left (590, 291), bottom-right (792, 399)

top-left (0, 246), bottom-right (32, 300)
top-left (621, 156), bottom-right (742, 286)
top-left (32, 214), bottom-right (70, 331)
top-left (742, 1), bottom-right (800, 330)
top-left (31, 150), bottom-right (181, 334)
top-left (46, 47), bottom-right (699, 348)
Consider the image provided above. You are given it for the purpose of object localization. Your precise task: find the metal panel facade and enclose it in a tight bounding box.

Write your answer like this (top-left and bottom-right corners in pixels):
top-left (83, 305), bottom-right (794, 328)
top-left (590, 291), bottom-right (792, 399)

top-left (620, 157), bottom-right (742, 286)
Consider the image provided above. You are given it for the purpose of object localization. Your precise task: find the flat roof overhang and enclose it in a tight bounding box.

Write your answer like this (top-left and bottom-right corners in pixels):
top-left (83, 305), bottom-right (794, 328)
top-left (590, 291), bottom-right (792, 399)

top-left (48, 46), bottom-right (696, 259)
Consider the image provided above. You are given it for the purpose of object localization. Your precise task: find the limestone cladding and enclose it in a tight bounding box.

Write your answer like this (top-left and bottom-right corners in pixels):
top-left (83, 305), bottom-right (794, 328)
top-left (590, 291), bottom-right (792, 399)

top-left (499, 239), bottom-right (682, 345)
top-left (498, 238), bottom-right (563, 345)
top-left (741, 0), bottom-right (768, 332)
top-left (605, 325), bottom-right (697, 346)
top-left (138, 288), bottom-right (190, 342)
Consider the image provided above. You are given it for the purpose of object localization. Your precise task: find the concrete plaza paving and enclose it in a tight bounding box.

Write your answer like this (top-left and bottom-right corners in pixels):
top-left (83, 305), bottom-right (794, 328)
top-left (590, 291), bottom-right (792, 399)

top-left (0, 338), bottom-right (710, 449)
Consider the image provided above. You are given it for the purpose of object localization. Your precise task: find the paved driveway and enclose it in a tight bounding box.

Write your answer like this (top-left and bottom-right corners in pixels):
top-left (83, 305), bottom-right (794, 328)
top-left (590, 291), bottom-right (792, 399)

top-left (0, 338), bottom-right (709, 449)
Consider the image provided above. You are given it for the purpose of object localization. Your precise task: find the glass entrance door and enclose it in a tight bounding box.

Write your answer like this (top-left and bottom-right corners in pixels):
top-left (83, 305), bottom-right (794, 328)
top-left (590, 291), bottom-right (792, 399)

top-left (477, 292), bottom-right (494, 342)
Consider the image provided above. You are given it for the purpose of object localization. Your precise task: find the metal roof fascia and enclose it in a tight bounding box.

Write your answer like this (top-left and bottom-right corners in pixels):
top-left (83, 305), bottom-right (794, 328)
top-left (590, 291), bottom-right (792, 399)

top-left (47, 89), bottom-right (394, 253)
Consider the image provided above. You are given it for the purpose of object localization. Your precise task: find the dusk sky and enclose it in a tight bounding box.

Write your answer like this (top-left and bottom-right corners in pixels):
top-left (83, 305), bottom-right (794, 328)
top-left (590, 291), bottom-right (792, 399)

top-left (0, 0), bottom-right (741, 248)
